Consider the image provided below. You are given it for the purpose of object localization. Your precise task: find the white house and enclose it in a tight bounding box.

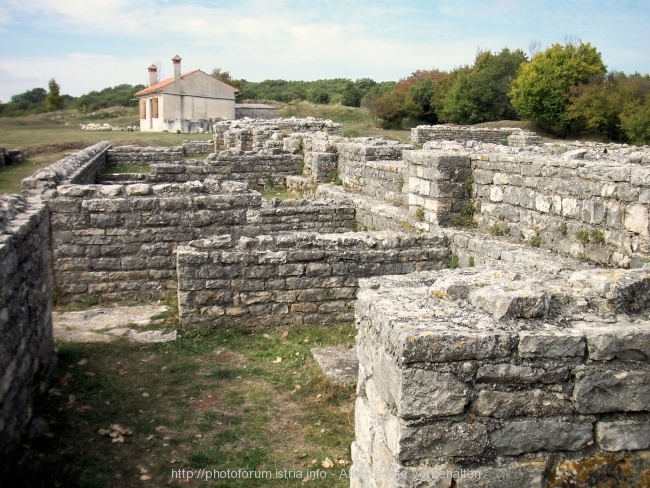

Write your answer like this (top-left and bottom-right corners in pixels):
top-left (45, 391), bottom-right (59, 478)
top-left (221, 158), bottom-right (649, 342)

top-left (134, 55), bottom-right (239, 133)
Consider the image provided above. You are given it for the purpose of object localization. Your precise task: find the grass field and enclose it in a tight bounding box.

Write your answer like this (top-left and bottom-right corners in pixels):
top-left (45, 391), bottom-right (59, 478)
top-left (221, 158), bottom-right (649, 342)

top-left (8, 315), bottom-right (357, 487)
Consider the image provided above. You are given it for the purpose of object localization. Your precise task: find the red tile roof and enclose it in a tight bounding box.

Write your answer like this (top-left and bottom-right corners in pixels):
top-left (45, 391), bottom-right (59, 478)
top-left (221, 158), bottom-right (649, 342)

top-left (134, 69), bottom-right (240, 96)
top-left (134, 70), bottom-right (200, 96)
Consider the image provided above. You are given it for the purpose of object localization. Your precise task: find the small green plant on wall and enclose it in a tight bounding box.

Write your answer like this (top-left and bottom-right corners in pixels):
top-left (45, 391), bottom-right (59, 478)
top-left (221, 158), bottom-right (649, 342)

top-left (529, 233), bottom-right (541, 247)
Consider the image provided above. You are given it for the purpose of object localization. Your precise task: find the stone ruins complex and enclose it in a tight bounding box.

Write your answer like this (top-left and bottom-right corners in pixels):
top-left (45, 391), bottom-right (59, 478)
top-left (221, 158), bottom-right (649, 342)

top-left (2, 118), bottom-right (650, 485)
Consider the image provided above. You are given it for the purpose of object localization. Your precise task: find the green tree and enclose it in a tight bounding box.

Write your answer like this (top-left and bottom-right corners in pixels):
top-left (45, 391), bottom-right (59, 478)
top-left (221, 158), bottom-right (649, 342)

top-left (369, 91), bottom-right (422, 129)
top-left (439, 48), bottom-right (526, 124)
top-left (621, 95), bottom-right (650, 145)
top-left (45, 78), bottom-right (65, 112)
top-left (509, 40), bottom-right (606, 135)
top-left (568, 72), bottom-right (650, 141)
top-left (341, 81), bottom-right (361, 107)
top-left (408, 77), bottom-right (437, 122)
top-left (309, 89), bottom-right (330, 104)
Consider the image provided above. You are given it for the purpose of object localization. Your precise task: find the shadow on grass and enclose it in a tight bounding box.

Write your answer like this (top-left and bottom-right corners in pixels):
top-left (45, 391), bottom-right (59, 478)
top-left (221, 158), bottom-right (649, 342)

top-left (8, 324), bottom-right (356, 487)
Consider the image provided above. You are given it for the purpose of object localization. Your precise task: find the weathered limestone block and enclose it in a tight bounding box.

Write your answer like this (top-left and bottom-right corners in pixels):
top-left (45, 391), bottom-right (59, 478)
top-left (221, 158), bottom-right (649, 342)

top-left (574, 321), bottom-right (650, 361)
top-left (595, 420), bottom-right (650, 451)
top-left (473, 390), bottom-right (573, 418)
top-left (469, 282), bottom-right (549, 321)
top-left (517, 328), bottom-right (585, 358)
top-left (490, 421), bottom-right (593, 455)
top-left (573, 369), bottom-right (650, 414)
top-left (475, 364), bottom-right (568, 384)
top-left (372, 348), bottom-right (467, 418)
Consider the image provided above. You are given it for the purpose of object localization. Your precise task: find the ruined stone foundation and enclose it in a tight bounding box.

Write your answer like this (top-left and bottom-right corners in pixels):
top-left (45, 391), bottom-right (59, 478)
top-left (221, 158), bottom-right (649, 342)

top-left (352, 266), bottom-right (650, 488)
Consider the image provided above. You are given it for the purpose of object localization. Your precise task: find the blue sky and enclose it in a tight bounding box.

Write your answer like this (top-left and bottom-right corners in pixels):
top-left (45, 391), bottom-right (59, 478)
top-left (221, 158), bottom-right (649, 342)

top-left (0, 0), bottom-right (649, 101)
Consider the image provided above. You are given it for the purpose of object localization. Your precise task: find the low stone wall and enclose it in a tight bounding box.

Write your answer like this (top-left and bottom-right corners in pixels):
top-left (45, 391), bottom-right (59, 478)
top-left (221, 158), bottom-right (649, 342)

top-left (202, 151), bottom-right (302, 189)
top-left (49, 180), bottom-right (356, 303)
top-left (0, 195), bottom-right (55, 470)
top-left (353, 265), bottom-right (650, 487)
top-left (337, 139), bottom-right (412, 206)
top-left (106, 145), bottom-right (183, 166)
top-left (406, 150), bottom-right (472, 226)
top-left (214, 117), bottom-right (343, 152)
top-left (22, 141), bottom-right (111, 197)
top-left (176, 231), bottom-right (450, 327)
top-left (0, 147), bottom-right (23, 166)
top-left (411, 125), bottom-right (541, 146)
top-left (49, 181), bottom-right (259, 303)
top-left (182, 140), bottom-right (213, 155)
top-left (242, 198), bottom-right (356, 236)
top-left (466, 145), bottom-right (650, 267)
top-left (235, 104), bottom-right (278, 119)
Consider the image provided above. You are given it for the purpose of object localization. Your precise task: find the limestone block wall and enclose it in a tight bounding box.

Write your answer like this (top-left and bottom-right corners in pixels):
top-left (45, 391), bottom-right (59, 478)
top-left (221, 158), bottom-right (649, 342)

top-left (182, 140), bottom-right (213, 155)
top-left (214, 117), bottom-right (343, 152)
top-left (468, 147), bottom-right (650, 267)
top-left (406, 150), bottom-right (472, 227)
top-left (353, 266), bottom-right (650, 487)
top-left (242, 199), bottom-right (356, 236)
top-left (411, 125), bottom-right (541, 146)
top-left (337, 139), bottom-right (412, 205)
top-left (0, 195), bottom-right (55, 468)
top-left (106, 145), bottom-right (183, 166)
top-left (22, 141), bottom-right (111, 197)
top-left (301, 135), bottom-right (340, 182)
top-left (203, 151), bottom-right (303, 189)
top-left (48, 181), bottom-right (259, 303)
top-left (49, 180), bottom-right (356, 303)
top-left (176, 231), bottom-right (450, 327)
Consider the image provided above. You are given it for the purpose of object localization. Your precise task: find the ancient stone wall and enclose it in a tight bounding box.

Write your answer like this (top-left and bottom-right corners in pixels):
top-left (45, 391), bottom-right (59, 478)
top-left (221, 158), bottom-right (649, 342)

top-left (106, 146), bottom-right (183, 166)
top-left (22, 141), bottom-right (111, 197)
top-left (405, 150), bottom-right (472, 226)
top-left (456, 143), bottom-right (650, 267)
top-left (337, 139), bottom-right (411, 206)
top-left (48, 180), bottom-right (356, 303)
top-left (140, 153), bottom-right (301, 189)
top-left (0, 195), bottom-right (55, 469)
top-left (353, 265), bottom-right (650, 487)
top-left (214, 117), bottom-right (343, 152)
top-left (176, 231), bottom-right (450, 327)
top-left (182, 140), bottom-right (213, 155)
top-left (411, 125), bottom-right (542, 146)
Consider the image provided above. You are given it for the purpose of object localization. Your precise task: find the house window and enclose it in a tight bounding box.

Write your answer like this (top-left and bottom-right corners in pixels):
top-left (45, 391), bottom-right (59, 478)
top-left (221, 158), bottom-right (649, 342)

top-left (151, 98), bottom-right (159, 118)
top-left (139, 100), bottom-right (146, 119)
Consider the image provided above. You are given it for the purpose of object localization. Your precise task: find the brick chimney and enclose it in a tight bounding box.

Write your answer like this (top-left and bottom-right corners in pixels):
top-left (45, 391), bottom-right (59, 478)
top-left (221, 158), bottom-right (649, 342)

top-left (172, 55), bottom-right (182, 81)
top-left (148, 64), bottom-right (158, 86)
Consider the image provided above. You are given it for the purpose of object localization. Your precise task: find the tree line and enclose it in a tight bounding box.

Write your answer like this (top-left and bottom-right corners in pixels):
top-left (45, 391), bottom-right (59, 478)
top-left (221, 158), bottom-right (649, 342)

top-left (0, 82), bottom-right (145, 117)
top-left (3, 40), bottom-right (649, 144)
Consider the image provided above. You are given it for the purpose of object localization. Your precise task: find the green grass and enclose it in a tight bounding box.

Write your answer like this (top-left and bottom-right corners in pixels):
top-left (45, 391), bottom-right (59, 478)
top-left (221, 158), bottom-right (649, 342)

top-left (275, 101), bottom-right (412, 143)
top-left (8, 323), bottom-right (357, 487)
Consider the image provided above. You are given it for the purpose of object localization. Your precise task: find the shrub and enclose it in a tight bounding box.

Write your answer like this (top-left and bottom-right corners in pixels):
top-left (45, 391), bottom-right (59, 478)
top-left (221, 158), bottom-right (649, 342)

top-left (529, 234), bottom-right (542, 247)
top-left (415, 207), bottom-right (425, 221)
top-left (469, 256), bottom-right (475, 267)
top-left (449, 254), bottom-right (459, 269)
